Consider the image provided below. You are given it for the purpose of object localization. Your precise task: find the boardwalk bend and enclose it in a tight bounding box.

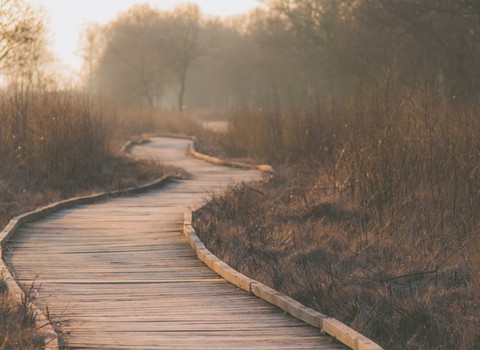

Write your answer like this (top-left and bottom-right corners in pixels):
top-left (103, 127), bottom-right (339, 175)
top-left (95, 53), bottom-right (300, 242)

top-left (6, 137), bottom-right (347, 349)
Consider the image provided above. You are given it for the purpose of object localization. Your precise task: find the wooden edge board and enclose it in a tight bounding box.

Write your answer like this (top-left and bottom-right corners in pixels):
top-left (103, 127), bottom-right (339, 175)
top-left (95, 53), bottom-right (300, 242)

top-left (124, 133), bottom-right (273, 172)
top-left (123, 134), bottom-right (273, 172)
top-left (120, 138), bottom-right (153, 154)
top-left (0, 139), bottom-right (174, 350)
top-left (122, 134), bottom-right (196, 156)
top-left (183, 214), bottom-right (384, 350)
top-left (182, 140), bottom-right (383, 350)
top-left (323, 318), bottom-right (384, 350)
top-left (183, 223), bottom-right (254, 292)
top-left (186, 139), bottom-right (274, 173)
top-left (250, 282), bottom-right (325, 329)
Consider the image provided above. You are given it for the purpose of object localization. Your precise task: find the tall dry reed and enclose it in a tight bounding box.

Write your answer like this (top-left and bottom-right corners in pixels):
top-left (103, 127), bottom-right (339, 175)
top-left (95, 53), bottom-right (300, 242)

top-left (195, 84), bottom-right (480, 349)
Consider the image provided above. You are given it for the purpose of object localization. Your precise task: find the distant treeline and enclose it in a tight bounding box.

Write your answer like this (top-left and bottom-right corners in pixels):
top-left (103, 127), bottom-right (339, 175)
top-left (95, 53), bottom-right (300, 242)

top-left (85, 0), bottom-right (480, 110)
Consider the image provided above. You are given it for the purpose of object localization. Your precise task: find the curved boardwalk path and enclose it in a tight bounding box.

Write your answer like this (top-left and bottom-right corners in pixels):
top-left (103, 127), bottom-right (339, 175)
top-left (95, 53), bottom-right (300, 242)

top-left (7, 137), bottom-right (345, 349)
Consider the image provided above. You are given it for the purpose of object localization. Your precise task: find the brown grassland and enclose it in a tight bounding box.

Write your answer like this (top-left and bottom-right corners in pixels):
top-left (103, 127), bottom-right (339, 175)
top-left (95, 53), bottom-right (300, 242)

top-left (193, 85), bottom-right (480, 349)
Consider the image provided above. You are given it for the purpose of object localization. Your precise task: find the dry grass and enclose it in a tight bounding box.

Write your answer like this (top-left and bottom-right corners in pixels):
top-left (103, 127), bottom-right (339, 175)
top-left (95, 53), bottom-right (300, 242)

top-left (0, 156), bottom-right (175, 229)
top-left (193, 86), bottom-right (480, 349)
top-left (0, 271), bottom-right (49, 349)
top-left (111, 108), bottom-right (209, 139)
top-left (0, 86), bottom-right (188, 348)
top-left (0, 86), bottom-right (181, 229)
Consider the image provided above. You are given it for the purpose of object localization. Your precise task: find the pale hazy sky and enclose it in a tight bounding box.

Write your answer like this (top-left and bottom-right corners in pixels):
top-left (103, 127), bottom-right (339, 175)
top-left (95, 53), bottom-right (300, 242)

top-left (28, 1), bottom-right (262, 75)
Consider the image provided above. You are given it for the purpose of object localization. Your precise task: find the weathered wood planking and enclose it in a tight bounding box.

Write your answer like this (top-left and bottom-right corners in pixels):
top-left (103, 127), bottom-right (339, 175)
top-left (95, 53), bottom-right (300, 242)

top-left (7, 137), bottom-right (346, 349)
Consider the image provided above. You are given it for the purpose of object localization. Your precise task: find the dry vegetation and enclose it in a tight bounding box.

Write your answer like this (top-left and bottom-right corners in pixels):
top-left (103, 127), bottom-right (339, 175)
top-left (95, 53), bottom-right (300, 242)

top-left (0, 87), bottom-right (185, 348)
top-left (0, 272), bottom-right (48, 349)
top-left (0, 98), bottom-right (224, 348)
top-left (0, 87), bottom-right (179, 229)
top-left (194, 86), bottom-right (480, 349)
top-left (3, 0), bottom-right (480, 348)
top-left (0, 1), bottom-right (210, 347)
top-left (179, 2), bottom-right (480, 349)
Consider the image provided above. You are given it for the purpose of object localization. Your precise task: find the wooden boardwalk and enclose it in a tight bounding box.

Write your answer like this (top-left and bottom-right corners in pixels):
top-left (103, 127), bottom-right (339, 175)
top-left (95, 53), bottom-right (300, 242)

top-left (7, 137), bottom-right (345, 349)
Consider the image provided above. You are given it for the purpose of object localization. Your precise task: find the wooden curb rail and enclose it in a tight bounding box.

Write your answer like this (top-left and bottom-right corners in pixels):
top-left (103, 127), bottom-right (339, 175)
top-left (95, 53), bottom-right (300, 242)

top-left (0, 140), bottom-right (172, 350)
top-left (142, 132), bottom-right (274, 173)
top-left (183, 212), bottom-right (383, 350)
top-left (188, 143), bottom-right (273, 173)
top-left (184, 141), bottom-right (383, 350)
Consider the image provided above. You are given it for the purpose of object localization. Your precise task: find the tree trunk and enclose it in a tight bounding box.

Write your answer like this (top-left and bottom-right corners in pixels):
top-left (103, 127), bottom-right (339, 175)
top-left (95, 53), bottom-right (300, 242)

top-left (178, 69), bottom-right (187, 112)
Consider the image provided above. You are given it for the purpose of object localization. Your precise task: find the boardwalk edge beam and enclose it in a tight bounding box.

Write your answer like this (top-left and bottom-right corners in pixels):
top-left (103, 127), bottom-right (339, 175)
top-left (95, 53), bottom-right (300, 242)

top-left (0, 140), bottom-right (172, 350)
top-left (184, 141), bottom-right (383, 350)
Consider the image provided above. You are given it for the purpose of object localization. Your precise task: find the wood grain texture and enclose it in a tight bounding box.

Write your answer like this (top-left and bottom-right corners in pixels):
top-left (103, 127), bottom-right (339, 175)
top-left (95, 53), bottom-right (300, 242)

top-left (6, 137), bottom-right (346, 349)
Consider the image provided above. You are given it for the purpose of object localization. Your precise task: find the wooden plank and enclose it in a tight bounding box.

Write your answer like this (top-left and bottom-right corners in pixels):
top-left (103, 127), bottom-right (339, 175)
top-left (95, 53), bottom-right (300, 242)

top-left (6, 137), bottom-right (347, 349)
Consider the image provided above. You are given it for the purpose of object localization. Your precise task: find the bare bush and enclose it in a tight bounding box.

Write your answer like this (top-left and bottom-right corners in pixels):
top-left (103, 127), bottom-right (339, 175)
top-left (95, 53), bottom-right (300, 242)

top-left (0, 85), bottom-right (108, 194)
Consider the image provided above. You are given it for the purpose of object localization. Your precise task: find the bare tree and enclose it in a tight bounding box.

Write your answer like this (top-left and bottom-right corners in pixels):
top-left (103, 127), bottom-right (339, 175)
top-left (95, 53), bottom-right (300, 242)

top-left (0, 0), bottom-right (45, 74)
top-left (86, 4), bottom-right (214, 111)
top-left (94, 4), bottom-right (170, 109)
top-left (164, 4), bottom-right (212, 112)
top-left (80, 23), bottom-right (105, 94)
top-left (355, 0), bottom-right (480, 100)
